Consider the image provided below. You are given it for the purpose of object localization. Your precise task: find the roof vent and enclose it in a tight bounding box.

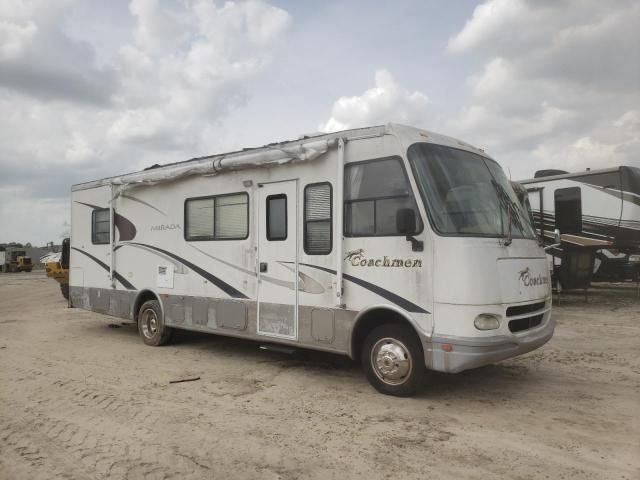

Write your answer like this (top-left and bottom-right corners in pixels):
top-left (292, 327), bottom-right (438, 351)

top-left (534, 169), bottom-right (568, 178)
top-left (297, 132), bottom-right (323, 139)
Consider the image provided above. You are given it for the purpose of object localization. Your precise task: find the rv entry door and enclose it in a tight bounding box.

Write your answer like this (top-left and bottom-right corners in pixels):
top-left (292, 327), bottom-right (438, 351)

top-left (257, 180), bottom-right (298, 339)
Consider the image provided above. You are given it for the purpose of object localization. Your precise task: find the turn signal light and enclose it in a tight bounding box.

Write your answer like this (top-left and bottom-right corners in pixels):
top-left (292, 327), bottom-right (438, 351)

top-left (474, 314), bottom-right (500, 330)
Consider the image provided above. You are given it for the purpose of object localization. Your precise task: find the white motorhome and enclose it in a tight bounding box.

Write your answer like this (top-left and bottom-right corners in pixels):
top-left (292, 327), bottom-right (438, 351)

top-left (519, 167), bottom-right (640, 289)
top-left (70, 124), bottom-right (553, 396)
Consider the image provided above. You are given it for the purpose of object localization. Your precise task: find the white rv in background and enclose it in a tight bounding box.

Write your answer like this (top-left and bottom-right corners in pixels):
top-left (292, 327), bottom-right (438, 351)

top-left (70, 124), bottom-right (553, 396)
top-left (519, 167), bottom-right (640, 289)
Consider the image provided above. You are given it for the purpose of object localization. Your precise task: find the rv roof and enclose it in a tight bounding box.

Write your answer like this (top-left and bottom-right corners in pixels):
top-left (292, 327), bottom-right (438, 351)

top-left (72, 123), bottom-right (487, 191)
top-left (518, 166), bottom-right (623, 184)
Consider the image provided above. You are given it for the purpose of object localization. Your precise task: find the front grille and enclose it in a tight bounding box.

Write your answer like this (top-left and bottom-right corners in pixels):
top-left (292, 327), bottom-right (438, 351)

top-left (506, 301), bottom-right (546, 317)
top-left (508, 314), bottom-right (544, 333)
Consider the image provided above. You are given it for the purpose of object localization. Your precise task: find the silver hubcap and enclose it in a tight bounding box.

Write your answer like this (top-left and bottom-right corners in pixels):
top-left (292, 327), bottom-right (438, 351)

top-left (141, 308), bottom-right (158, 339)
top-left (371, 337), bottom-right (412, 385)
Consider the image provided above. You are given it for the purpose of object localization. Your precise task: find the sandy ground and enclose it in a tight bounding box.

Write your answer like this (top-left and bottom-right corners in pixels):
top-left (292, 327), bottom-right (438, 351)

top-left (0, 273), bottom-right (638, 480)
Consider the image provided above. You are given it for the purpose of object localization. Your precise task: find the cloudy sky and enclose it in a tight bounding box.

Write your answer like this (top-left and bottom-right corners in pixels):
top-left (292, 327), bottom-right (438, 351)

top-left (1, 0), bottom-right (638, 245)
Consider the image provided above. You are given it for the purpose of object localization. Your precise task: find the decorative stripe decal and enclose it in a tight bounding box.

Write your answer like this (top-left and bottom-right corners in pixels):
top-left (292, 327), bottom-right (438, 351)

top-left (191, 243), bottom-right (325, 293)
top-left (127, 243), bottom-right (248, 299)
top-left (71, 247), bottom-right (136, 290)
top-left (114, 213), bottom-right (137, 241)
top-left (294, 262), bottom-right (429, 314)
top-left (119, 194), bottom-right (167, 216)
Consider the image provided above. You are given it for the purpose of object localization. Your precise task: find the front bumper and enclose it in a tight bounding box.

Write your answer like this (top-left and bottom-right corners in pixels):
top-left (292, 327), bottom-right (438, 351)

top-left (423, 316), bottom-right (555, 373)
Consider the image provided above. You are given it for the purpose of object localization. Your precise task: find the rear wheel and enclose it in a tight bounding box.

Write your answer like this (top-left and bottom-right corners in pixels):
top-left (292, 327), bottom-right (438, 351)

top-left (361, 324), bottom-right (425, 397)
top-left (137, 300), bottom-right (173, 346)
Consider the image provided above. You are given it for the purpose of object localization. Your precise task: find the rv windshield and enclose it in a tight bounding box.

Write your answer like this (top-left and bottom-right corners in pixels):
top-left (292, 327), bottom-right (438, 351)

top-left (408, 143), bottom-right (537, 239)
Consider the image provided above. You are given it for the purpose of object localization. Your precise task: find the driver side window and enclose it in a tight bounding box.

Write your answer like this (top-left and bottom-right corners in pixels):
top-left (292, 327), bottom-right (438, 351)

top-left (344, 157), bottom-right (422, 237)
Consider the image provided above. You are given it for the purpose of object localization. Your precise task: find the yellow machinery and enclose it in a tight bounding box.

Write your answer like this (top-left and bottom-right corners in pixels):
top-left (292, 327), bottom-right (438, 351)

top-left (0, 248), bottom-right (33, 272)
top-left (45, 238), bottom-right (70, 300)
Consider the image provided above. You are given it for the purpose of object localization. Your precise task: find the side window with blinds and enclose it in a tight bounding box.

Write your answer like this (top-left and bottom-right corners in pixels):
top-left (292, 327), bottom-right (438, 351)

top-left (185, 192), bottom-right (249, 241)
top-left (92, 208), bottom-right (110, 244)
top-left (185, 198), bottom-right (214, 239)
top-left (304, 183), bottom-right (332, 254)
top-left (215, 194), bottom-right (249, 239)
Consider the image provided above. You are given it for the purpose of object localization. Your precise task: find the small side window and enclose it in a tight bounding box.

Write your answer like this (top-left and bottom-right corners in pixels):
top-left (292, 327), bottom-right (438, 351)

top-left (554, 187), bottom-right (582, 234)
top-left (266, 194), bottom-right (287, 241)
top-left (92, 208), bottom-right (110, 244)
top-left (304, 183), bottom-right (332, 254)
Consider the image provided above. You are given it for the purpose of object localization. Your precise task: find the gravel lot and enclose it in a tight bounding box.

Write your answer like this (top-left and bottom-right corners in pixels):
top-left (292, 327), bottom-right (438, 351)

top-left (1, 272), bottom-right (638, 480)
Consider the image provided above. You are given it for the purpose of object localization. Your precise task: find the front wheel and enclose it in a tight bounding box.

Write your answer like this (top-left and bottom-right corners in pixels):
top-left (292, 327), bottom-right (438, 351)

top-left (361, 324), bottom-right (426, 397)
top-left (137, 300), bottom-right (174, 346)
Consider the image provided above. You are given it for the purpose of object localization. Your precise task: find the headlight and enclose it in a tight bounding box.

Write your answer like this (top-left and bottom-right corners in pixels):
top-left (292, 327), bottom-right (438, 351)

top-left (474, 314), bottom-right (501, 330)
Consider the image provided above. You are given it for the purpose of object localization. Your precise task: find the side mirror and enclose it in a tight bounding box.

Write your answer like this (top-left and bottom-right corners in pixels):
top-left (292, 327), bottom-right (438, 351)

top-left (396, 208), bottom-right (417, 235)
top-left (396, 208), bottom-right (423, 252)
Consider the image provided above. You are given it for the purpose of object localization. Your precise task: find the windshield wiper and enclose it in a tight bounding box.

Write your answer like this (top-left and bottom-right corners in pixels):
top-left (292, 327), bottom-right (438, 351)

top-left (491, 180), bottom-right (523, 246)
top-left (505, 201), bottom-right (513, 246)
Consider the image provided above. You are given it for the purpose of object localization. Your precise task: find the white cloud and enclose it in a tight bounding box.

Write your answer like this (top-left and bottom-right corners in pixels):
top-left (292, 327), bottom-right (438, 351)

top-left (319, 1), bottom-right (639, 180)
top-left (0, 0), bottom-right (117, 104)
top-left (0, 187), bottom-right (70, 245)
top-left (447, 0), bottom-right (532, 54)
top-left (446, 0), bottom-right (640, 178)
top-left (0, 0), bottom-right (291, 245)
top-left (109, 0), bottom-right (291, 147)
top-left (531, 110), bottom-right (640, 172)
top-left (129, 0), bottom-right (189, 55)
top-left (320, 70), bottom-right (429, 132)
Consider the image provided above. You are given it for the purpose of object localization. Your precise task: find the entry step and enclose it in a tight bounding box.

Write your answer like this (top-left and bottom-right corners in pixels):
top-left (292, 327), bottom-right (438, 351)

top-left (259, 344), bottom-right (297, 355)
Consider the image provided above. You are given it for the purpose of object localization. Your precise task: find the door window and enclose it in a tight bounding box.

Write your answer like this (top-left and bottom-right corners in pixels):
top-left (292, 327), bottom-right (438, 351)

top-left (554, 187), bottom-right (582, 234)
top-left (266, 194), bottom-right (287, 241)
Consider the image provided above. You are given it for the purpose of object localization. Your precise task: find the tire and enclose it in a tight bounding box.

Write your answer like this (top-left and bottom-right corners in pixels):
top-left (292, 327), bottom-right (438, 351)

top-left (137, 300), bottom-right (173, 346)
top-left (60, 283), bottom-right (69, 300)
top-left (361, 323), bottom-right (426, 397)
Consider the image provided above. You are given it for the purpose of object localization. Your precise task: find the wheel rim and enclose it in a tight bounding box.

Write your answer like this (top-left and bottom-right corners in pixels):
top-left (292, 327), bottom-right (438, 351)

top-left (370, 337), bottom-right (412, 386)
top-left (141, 308), bottom-right (159, 339)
